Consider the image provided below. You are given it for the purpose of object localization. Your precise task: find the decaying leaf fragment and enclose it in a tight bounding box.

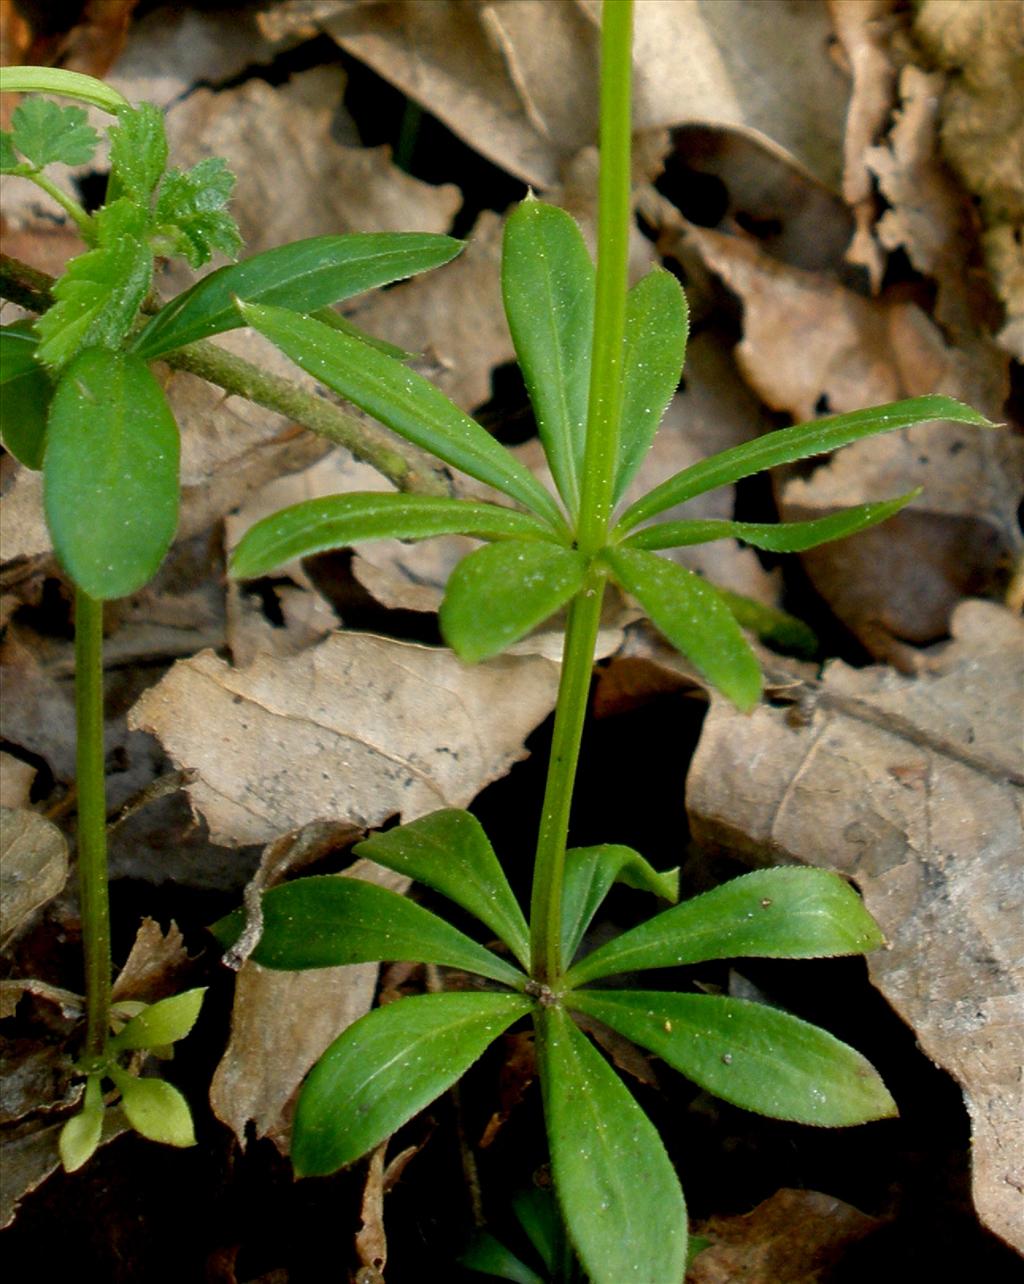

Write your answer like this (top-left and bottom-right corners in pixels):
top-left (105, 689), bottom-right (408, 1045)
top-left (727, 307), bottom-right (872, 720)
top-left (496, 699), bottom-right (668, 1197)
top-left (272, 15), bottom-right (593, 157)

top-left (687, 600), bottom-right (1024, 1253)
top-left (0, 807), bottom-right (68, 949)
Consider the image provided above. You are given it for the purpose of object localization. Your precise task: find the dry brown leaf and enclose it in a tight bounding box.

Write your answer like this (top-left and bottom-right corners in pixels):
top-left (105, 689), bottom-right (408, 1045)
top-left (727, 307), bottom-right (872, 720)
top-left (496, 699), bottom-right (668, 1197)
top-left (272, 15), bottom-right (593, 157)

top-left (687, 1187), bottom-right (883, 1284)
top-left (110, 918), bottom-right (189, 1004)
top-left (354, 1140), bottom-right (419, 1281)
top-left (0, 808), bottom-right (68, 950)
top-left (129, 633), bottom-right (565, 848)
top-left (163, 67), bottom-right (460, 256)
top-left (687, 599), bottom-right (1024, 1253)
top-left (56, 0), bottom-right (139, 80)
top-left (0, 752), bottom-right (35, 811)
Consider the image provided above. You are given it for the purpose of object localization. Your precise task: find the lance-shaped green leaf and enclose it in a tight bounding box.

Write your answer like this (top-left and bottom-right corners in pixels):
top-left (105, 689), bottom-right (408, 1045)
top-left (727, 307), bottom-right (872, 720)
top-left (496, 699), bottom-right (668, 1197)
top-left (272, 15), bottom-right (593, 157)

top-left (614, 268), bottom-right (688, 502)
top-left (355, 810), bottom-right (530, 969)
top-left (562, 845), bottom-right (679, 966)
top-left (213, 874), bottom-right (526, 989)
top-left (237, 301), bottom-right (564, 526)
top-left (132, 232), bottom-right (464, 359)
top-left (616, 396), bottom-right (993, 534)
top-left (440, 541), bottom-right (587, 662)
top-left (603, 545), bottom-right (761, 711)
top-left (108, 1068), bottom-right (196, 1147)
top-left (512, 1187), bottom-right (565, 1277)
top-left (569, 990), bottom-right (897, 1126)
top-left (109, 988), bottom-right (206, 1053)
top-left (536, 1006), bottom-right (686, 1284)
top-left (460, 1235), bottom-right (545, 1284)
top-left (230, 493), bottom-right (558, 581)
top-left (0, 66), bottom-right (129, 114)
top-left (293, 991), bottom-right (533, 1176)
top-left (44, 348), bottom-right (179, 599)
top-left (624, 491), bottom-right (919, 553)
top-left (502, 200), bottom-right (594, 514)
top-left (565, 867), bottom-right (884, 988)
top-left (59, 1074), bottom-right (104, 1173)
top-left (715, 587), bottom-right (818, 657)
top-left (0, 321), bottom-right (51, 468)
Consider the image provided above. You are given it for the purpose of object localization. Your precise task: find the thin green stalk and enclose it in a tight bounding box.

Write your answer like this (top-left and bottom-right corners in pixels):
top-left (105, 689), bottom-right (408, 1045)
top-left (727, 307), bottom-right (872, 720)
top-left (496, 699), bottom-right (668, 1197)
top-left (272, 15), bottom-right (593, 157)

top-left (74, 588), bottom-right (112, 1065)
top-left (19, 169), bottom-right (95, 241)
top-left (529, 0), bottom-right (634, 983)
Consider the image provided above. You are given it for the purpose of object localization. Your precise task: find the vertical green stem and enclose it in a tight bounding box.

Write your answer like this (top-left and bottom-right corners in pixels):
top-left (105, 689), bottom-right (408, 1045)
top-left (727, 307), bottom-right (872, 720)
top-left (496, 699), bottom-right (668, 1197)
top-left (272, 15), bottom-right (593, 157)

top-left (74, 588), bottom-right (111, 1063)
top-left (529, 0), bottom-right (634, 983)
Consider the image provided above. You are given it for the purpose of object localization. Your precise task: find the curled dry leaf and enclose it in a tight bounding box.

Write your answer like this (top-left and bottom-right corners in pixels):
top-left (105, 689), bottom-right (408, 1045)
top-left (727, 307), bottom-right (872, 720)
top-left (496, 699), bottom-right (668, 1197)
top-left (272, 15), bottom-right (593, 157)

top-left (687, 600), bottom-right (1024, 1253)
top-left (0, 808), bottom-right (69, 950)
top-left (688, 1187), bottom-right (883, 1284)
top-left (110, 918), bottom-right (189, 1005)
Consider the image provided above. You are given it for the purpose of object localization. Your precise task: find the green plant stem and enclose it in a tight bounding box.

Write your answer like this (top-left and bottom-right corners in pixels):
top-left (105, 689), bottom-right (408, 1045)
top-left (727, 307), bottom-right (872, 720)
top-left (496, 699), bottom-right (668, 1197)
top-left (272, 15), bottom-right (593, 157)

top-left (528, 0), bottom-right (633, 984)
top-left (529, 564), bottom-right (607, 984)
top-left (0, 253), bottom-right (448, 497)
top-left (74, 588), bottom-right (111, 1065)
top-left (18, 168), bottom-right (95, 241)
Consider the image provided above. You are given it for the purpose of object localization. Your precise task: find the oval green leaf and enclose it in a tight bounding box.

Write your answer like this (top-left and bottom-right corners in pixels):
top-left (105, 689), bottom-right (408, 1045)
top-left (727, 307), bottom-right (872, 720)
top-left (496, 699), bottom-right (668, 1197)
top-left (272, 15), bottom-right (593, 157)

top-left (624, 491), bottom-right (919, 553)
top-left (214, 874), bottom-right (526, 989)
top-left (502, 199), bottom-right (594, 515)
top-left (440, 541), bottom-right (587, 662)
top-left (614, 268), bottom-right (688, 502)
top-left (562, 845), bottom-right (679, 966)
top-left (568, 990), bottom-right (897, 1126)
top-left (565, 867), bottom-right (885, 988)
top-left (617, 395), bottom-right (994, 533)
top-left (44, 348), bottom-right (179, 599)
top-left (355, 810), bottom-right (530, 970)
top-left (536, 1006), bottom-right (686, 1284)
top-left (0, 321), bottom-right (50, 468)
top-left (109, 1069), bottom-right (196, 1147)
top-left (237, 300), bottom-right (564, 526)
top-left (110, 987), bottom-right (206, 1052)
top-left (602, 545), bottom-right (761, 711)
top-left (132, 232), bottom-right (464, 360)
top-left (293, 991), bottom-right (533, 1176)
top-left (230, 493), bottom-right (557, 581)
top-left (59, 1074), bottom-right (104, 1173)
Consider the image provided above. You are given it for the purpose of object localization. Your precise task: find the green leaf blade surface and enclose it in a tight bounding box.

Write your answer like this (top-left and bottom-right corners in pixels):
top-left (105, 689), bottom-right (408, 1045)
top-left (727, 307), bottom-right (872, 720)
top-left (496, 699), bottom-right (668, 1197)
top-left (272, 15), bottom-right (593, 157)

top-left (502, 200), bottom-right (594, 514)
top-left (568, 990), bottom-right (897, 1126)
top-left (132, 232), bottom-right (464, 359)
top-left (536, 1006), bottom-right (686, 1284)
top-left (215, 875), bottom-right (526, 989)
top-left (440, 541), bottom-right (587, 662)
top-left (566, 867), bottom-right (885, 988)
top-left (44, 348), bottom-right (179, 599)
top-left (293, 991), bottom-right (533, 1176)
top-left (59, 1074), bottom-right (104, 1172)
top-left (0, 321), bottom-right (51, 468)
top-left (107, 102), bottom-right (168, 204)
top-left (603, 545), bottom-right (761, 710)
top-left (9, 97), bottom-right (99, 168)
top-left (561, 844), bottom-right (679, 966)
top-left (151, 155), bottom-right (241, 267)
top-left (618, 396), bottom-right (994, 532)
top-left (355, 809), bottom-right (530, 970)
top-left (229, 493), bottom-right (556, 581)
top-left (110, 1070), bottom-right (196, 1147)
top-left (110, 988), bottom-right (206, 1052)
top-left (614, 268), bottom-right (688, 501)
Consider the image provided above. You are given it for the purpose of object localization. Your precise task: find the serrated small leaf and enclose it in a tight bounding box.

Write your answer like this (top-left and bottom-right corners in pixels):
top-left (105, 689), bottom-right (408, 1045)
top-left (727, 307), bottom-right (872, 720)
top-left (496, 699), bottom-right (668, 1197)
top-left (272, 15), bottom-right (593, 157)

top-left (44, 348), bottom-right (179, 599)
top-left (614, 268), bottom-right (688, 501)
top-left (0, 130), bottom-right (17, 172)
top-left (132, 233), bottom-right (464, 359)
top-left (10, 97), bottom-right (99, 168)
top-left (565, 867), bottom-right (885, 988)
top-left (715, 587), bottom-right (818, 657)
top-left (230, 493), bottom-right (556, 581)
top-left (59, 1074), bottom-right (104, 1173)
top-left (355, 810), bottom-right (530, 969)
top-left (568, 990), bottom-right (897, 1125)
top-left (35, 217), bottom-right (153, 370)
top-left (624, 492), bottom-right (918, 553)
top-left (0, 321), bottom-right (51, 468)
top-left (213, 874), bottom-right (526, 989)
top-left (237, 302), bottom-right (564, 526)
top-left (293, 991), bottom-right (533, 1176)
top-left (617, 396), bottom-right (995, 533)
top-left (107, 102), bottom-right (167, 204)
top-left (110, 1069), bottom-right (196, 1147)
top-left (603, 545), bottom-right (761, 711)
top-left (110, 987), bottom-right (206, 1052)
top-left (152, 155), bottom-right (240, 266)
top-left (440, 541), bottom-right (586, 662)
top-left (562, 845), bottom-right (679, 966)
top-left (502, 199), bottom-right (594, 514)
top-left (536, 1006), bottom-right (686, 1284)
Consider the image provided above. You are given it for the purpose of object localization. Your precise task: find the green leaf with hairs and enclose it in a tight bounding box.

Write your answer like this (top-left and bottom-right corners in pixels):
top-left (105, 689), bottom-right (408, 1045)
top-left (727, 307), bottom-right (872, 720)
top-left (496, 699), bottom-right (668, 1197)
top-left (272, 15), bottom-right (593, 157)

top-left (107, 102), bottom-right (167, 204)
top-left (230, 493), bottom-right (556, 581)
top-left (9, 97), bottom-right (98, 168)
top-left (293, 992), bottom-right (533, 1175)
top-left (152, 156), bottom-right (241, 267)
